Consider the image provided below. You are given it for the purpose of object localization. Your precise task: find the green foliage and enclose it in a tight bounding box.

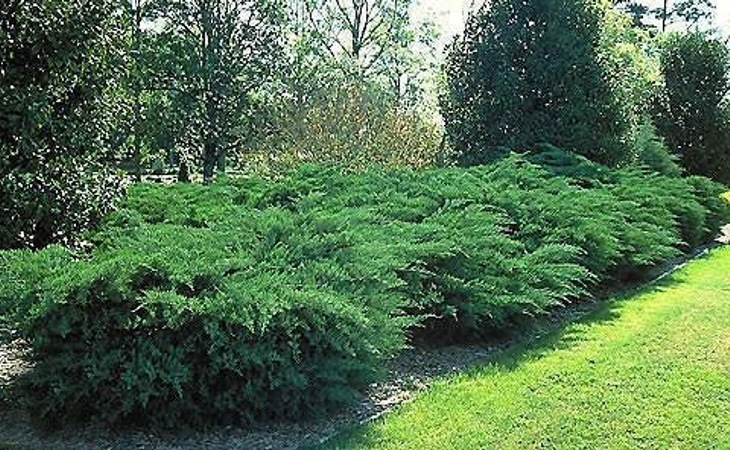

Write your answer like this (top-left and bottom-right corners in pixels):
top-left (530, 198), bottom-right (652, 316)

top-left (653, 32), bottom-right (730, 184)
top-left (528, 144), bottom-right (615, 184)
top-left (121, 0), bottom-right (286, 181)
top-left (289, 0), bottom-right (439, 108)
top-left (442, 0), bottom-right (638, 166)
top-left (686, 176), bottom-right (730, 240)
top-left (0, 246), bottom-right (73, 338)
top-left (0, 0), bottom-right (125, 249)
top-left (1, 154), bottom-right (727, 426)
top-left (632, 121), bottom-right (682, 177)
top-left (4, 212), bottom-right (407, 426)
top-left (614, 0), bottom-right (715, 32)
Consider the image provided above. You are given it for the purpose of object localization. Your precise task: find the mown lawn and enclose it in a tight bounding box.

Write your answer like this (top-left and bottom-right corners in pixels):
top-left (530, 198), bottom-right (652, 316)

top-left (320, 246), bottom-right (730, 450)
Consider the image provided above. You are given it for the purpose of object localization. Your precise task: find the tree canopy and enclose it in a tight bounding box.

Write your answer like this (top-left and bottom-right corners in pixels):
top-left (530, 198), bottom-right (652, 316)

top-left (653, 31), bottom-right (730, 183)
top-left (0, 0), bottom-right (125, 249)
top-left (442, 0), bottom-right (637, 166)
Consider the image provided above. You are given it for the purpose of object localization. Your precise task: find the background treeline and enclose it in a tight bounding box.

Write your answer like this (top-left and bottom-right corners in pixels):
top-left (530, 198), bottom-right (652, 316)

top-left (2, 0), bottom-right (730, 250)
top-left (0, 0), bottom-right (443, 249)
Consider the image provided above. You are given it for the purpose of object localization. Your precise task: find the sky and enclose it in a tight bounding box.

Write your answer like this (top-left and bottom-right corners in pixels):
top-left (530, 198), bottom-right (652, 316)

top-left (415, 0), bottom-right (730, 49)
top-left (718, 0), bottom-right (730, 31)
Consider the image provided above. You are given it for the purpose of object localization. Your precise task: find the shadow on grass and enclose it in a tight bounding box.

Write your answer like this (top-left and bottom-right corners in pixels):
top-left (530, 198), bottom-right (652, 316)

top-left (312, 275), bottom-right (683, 450)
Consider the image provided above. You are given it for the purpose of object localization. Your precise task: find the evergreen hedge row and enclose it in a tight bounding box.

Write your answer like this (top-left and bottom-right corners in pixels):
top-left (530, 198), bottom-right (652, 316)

top-left (1, 153), bottom-right (728, 425)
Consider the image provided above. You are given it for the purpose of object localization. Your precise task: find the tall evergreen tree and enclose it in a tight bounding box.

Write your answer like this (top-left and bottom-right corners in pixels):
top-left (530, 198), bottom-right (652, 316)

top-left (653, 32), bottom-right (730, 183)
top-left (443, 0), bottom-right (635, 166)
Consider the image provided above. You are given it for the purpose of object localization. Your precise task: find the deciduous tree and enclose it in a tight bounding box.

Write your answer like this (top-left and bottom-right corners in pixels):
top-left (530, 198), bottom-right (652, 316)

top-left (613, 0), bottom-right (714, 31)
top-left (297, 0), bottom-right (437, 105)
top-left (155, 0), bottom-right (284, 182)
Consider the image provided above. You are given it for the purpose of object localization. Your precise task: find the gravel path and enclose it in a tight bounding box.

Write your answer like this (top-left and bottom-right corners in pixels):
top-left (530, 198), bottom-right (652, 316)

top-left (719, 224), bottom-right (730, 244)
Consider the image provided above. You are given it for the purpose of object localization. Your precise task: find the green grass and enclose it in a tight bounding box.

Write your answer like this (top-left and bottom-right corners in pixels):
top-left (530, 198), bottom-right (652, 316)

top-left (320, 246), bottom-right (730, 450)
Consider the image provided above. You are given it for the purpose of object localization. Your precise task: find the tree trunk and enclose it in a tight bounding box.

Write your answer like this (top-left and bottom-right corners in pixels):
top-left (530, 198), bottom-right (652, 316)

top-left (177, 155), bottom-right (190, 183)
top-left (133, 94), bottom-right (142, 182)
top-left (662, 0), bottom-right (669, 32)
top-left (202, 140), bottom-right (217, 183)
top-left (132, 1), bottom-right (143, 182)
top-left (216, 148), bottom-right (226, 174)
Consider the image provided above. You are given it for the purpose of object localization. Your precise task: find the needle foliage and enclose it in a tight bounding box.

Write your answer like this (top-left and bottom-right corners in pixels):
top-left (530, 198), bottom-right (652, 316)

top-left (0, 154), bottom-right (727, 426)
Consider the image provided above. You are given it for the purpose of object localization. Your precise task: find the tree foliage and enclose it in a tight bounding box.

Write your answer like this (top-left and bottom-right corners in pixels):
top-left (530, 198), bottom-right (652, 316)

top-left (442, 0), bottom-right (637, 167)
top-left (293, 0), bottom-right (438, 106)
top-left (613, 0), bottom-right (715, 32)
top-left (0, 0), bottom-right (125, 249)
top-left (653, 32), bottom-right (730, 184)
top-left (150, 0), bottom-right (285, 182)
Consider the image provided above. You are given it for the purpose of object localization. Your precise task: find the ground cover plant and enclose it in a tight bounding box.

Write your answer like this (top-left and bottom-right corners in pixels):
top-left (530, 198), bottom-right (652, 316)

top-left (318, 246), bottom-right (730, 450)
top-left (0, 207), bottom-right (410, 426)
top-left (0, 152), bottom-right (727, 427)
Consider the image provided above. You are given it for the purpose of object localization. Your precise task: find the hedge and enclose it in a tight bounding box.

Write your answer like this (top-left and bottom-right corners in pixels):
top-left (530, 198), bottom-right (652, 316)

top-left (1, 153), bottom-right (728, 426)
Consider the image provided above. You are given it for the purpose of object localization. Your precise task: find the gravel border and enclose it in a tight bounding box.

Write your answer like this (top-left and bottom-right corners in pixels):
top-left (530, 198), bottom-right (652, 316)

top-left (716, 224), bottom-right (728, 243)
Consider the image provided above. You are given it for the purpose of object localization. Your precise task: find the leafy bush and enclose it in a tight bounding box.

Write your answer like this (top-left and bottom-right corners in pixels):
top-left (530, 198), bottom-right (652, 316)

top-left (0, 246), bottom-right (73, 337)
top-left (0, 164), bottom-right (124, 250)
top-left (686, 176), bottom-right (730, 241)
top-left (1, 153), bottom-right (727, 426)
top-left (632, 122), bottom-right (682, 177)
top-left (4, 212), bottom-right (407, 426)
top-left (250, 82), bottom-right (444, 174)
top-left (0, 0), bottom-right (125, 249)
